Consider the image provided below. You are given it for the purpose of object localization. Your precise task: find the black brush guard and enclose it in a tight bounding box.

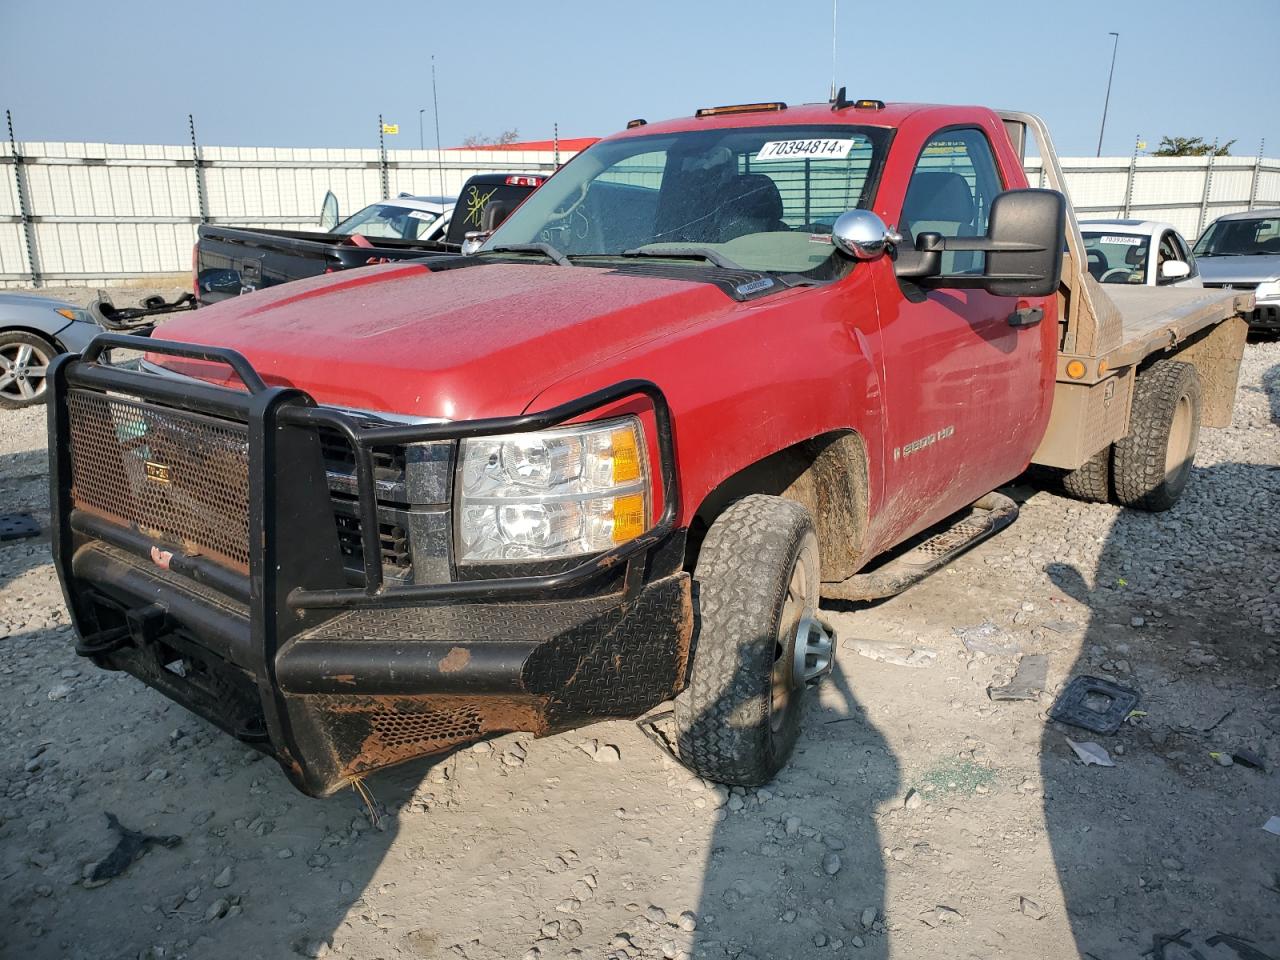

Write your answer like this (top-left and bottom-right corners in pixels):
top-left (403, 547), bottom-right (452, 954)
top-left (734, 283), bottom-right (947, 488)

top-left (48, 334), bottom-right (691, 797)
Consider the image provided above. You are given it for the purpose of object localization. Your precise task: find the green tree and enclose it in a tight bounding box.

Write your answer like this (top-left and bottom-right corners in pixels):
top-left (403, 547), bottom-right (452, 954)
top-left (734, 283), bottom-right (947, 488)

top-left (1151, 136), bottom-right (1235, 157)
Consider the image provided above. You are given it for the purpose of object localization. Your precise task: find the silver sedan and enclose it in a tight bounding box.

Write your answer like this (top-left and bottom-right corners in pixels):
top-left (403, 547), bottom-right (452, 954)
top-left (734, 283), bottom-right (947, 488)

top-left (0, 293), bottom-right (102, 409)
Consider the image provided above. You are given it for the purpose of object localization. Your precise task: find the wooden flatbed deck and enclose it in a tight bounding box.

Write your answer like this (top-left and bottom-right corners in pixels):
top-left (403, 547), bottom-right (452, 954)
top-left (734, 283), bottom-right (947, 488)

top-left (1102, 286), bottom-right (1255, 369)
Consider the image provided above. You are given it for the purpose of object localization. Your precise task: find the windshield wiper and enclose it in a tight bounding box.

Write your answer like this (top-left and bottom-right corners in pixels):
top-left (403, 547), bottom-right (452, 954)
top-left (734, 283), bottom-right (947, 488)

top-left (489, 242), bottom-right (572, 267)
top-left (621, 246), bottom-right (745, 270)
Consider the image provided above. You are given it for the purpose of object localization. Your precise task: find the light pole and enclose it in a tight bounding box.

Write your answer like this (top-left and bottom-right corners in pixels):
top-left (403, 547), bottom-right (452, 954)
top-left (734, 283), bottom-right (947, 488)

top-left (418, 109), bottom-right (425, 150)
top-left (1096, 31), bottom-right (1120, 157)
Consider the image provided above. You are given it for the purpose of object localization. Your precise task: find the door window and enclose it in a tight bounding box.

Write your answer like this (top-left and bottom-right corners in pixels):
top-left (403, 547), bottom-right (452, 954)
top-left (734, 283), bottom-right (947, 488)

top-left (901, 128), bottom-right (1004, 274)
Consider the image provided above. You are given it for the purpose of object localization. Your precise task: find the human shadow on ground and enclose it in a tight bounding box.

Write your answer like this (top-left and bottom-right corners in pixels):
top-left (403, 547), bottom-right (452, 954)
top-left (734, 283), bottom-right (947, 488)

top-left (1042, 461), bottom-right (1280, 959)
top-left (683, 657), bottom-right (897, 960)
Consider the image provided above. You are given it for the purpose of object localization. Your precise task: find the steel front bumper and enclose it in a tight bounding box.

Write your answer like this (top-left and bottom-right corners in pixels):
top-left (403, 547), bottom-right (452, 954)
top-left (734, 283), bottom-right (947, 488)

top-left (1250, 302), bottom-right (1280, 331)
top-left (49, 335), bottom-right (688, 797)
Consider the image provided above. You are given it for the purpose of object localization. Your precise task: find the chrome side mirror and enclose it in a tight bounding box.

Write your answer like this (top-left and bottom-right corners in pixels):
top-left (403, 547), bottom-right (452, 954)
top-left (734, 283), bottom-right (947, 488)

top-left (461, 230), bottom-right (491, 255)
top-left (832, 209), bottom-right (902, 261)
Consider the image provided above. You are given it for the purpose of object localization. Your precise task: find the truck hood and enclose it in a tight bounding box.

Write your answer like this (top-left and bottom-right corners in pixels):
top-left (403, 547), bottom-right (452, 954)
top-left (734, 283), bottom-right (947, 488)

top-left (154, 260), bottom-right (744, 418)
top-left (1196, 255), bottom-right (1280, 285)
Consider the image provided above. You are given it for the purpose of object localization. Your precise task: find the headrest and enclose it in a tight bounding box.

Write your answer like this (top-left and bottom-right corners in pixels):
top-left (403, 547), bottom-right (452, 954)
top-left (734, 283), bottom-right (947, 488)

top-left (728, 173), bottom-right (784, 222)
top-left (903, 172), bottom-right (975, 227)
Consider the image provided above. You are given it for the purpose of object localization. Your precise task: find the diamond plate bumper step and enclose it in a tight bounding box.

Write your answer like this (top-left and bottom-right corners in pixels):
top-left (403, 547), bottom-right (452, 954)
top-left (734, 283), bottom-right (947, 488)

top-left (822, 491), bottom-right (1018, 602)
top-left (0, 513), bottom-right (40, 541)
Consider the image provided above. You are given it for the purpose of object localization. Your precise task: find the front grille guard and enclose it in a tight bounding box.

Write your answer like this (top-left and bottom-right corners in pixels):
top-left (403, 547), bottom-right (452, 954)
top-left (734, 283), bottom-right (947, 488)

top-left (50, 333), bottom-right (679, 615)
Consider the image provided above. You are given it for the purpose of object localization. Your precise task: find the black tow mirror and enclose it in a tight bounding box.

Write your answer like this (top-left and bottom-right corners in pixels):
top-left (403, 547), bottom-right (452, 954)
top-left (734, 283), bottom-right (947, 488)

top-left (896, 188), bottom-right (1066, 298)
top-left (481, 201), bottom-right (512, 233)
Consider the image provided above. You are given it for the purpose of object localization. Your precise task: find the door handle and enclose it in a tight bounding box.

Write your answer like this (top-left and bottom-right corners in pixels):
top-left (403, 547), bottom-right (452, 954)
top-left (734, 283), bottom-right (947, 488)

top-left (1008, 306), bottom-right (1043, 327)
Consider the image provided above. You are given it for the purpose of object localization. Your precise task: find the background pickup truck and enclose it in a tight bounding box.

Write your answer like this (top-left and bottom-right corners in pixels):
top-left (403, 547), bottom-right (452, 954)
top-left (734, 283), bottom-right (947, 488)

top-left (49, 98), bottom-right (1251, 798)
top-left (194, 172), bottom-right (545, 305)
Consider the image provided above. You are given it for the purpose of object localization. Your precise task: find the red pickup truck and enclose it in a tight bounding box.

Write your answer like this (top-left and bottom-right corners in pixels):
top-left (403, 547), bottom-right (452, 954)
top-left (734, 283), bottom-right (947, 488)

top-left (48, 97), bottom-right (1251, 797)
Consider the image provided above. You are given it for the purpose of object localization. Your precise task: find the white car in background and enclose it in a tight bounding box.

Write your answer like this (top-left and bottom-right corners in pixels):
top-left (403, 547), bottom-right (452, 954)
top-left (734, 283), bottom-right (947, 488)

top-left (1080, 219), bottom-right (1203, 288)
top-left (320, 193), bottom-right (456, 242)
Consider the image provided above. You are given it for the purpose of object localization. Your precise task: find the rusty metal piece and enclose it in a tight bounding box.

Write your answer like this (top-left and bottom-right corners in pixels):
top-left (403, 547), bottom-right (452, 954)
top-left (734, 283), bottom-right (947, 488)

top-left (316, 694), bottom-right (549, 779)
top-left (438, 646), bottom-right (471, 673)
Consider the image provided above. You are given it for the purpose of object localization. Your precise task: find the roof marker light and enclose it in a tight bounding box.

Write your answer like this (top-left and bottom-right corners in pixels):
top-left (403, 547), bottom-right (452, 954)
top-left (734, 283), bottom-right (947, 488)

top-left (695, 102), bottom-right (787, 118)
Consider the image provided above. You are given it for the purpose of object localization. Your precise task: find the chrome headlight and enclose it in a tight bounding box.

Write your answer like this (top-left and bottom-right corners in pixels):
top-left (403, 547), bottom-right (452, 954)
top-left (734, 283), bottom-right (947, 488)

top-left (457, 417), bottom-right (650, 563)
top-left (1255, 278), bottom-right (1280, 302)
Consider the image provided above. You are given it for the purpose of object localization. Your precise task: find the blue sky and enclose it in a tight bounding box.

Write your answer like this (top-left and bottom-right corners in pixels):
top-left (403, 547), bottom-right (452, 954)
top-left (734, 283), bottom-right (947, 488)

top-left (1, 0), bottom-right (1275, 157)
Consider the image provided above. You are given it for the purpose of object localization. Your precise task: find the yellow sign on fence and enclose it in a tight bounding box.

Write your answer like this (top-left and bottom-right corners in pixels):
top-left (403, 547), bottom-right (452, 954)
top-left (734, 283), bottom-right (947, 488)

top-left (382, 123), bottom-right (399, 135)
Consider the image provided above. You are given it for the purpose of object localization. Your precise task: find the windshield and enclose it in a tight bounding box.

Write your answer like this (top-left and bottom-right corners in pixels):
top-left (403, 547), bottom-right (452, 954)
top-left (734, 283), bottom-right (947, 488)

top-left (482, 124), bottom-right (890, 273)
top-left (1193, 216), bottom-right (1280, 257)
top-left (332, 203), bottom-right (443, 240)
top-left (1082, 232), bottom-right (1150, 284)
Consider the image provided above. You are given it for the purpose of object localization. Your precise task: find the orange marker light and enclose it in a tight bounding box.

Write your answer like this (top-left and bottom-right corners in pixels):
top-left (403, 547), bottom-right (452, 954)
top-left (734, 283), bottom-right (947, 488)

top-left (612, 494), bottom-right (647, 544)
top-left (1066, 360), bottom-right (1087, 380)
top-left (610, 427), bottom-right (643, 484)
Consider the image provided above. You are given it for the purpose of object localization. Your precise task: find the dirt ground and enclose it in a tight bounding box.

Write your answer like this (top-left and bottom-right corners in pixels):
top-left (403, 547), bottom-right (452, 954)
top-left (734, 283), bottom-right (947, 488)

top-left (1, 326), bottom-right (1277, 960)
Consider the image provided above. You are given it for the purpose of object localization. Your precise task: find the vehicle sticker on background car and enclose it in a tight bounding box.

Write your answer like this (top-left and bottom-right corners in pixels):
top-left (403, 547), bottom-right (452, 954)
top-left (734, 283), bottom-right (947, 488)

top-left (1098, 235), bottom-right (1143, 246)
top-left (407, 210), bottom-right (437, 221)
top-left (755, 139), bottom-right (855, 161)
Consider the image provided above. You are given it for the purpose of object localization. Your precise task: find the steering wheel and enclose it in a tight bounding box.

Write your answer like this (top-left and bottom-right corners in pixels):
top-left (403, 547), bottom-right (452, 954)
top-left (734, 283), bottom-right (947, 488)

top-left (1100, 267), bottom-right (1131, 284)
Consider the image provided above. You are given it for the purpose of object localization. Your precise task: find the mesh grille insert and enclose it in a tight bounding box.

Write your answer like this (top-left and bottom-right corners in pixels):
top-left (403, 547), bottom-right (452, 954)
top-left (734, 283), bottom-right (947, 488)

top-left (66, 389), bottom-right (251, 571)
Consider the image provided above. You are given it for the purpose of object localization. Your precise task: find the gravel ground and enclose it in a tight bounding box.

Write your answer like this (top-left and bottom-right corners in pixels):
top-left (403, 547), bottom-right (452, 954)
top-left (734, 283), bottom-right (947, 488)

top-left (1, 339), bottom-right (1277, 960)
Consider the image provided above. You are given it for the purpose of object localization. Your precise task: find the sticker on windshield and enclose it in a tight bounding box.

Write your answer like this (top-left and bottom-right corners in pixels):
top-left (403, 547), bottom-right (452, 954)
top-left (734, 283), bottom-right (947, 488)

top-left (1097, 235), bottom-right (1143, 246)
top-left (755, 139), bottom-right (855, 161)
top-left (407, 210), bottom-right (437, 221)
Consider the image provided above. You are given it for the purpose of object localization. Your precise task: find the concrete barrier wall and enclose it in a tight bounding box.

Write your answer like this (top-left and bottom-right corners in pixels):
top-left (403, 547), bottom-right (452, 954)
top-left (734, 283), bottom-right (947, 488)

top-left (2, 139), bottom-right (1277, 288)
top-left (0, 142), bottom-right (564, 287)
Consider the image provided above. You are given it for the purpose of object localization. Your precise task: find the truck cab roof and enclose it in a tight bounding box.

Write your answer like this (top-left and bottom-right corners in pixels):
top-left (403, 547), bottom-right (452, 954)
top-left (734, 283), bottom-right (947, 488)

top-left (612, 100), bottom-right (978, 141)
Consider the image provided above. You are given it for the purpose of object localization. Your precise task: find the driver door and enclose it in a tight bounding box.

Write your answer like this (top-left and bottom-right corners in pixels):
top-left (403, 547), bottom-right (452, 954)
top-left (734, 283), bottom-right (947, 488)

top-left (873, 126), bottom-right (1049, 538)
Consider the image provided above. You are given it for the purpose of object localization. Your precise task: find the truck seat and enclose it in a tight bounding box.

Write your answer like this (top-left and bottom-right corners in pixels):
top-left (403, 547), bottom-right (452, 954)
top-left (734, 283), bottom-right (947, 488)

top-left (716, 174), bottom-right (788, 240)
top-left (901, 171), bottom-right (976, 241)
top-left (901, 172), bottom-right (978, 272)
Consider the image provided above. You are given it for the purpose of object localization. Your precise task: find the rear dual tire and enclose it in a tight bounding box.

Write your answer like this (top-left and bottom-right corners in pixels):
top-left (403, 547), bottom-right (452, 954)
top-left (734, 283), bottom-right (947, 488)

top-left (1059, 359), bottom-right (1202, 512)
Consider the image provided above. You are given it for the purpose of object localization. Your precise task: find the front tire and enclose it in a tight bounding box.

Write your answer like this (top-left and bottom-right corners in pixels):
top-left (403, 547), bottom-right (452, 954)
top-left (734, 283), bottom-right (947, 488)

top-left (675, 495), bottom-right (820, 786)
top-left (0, 331), bottom-right (56, 409)
top-left (1112, 360), bottom-right (1202, 511)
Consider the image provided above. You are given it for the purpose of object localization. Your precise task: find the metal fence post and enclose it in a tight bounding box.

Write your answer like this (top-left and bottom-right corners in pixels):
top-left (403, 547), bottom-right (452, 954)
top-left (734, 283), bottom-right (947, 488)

top-left (188, 114), bottom-right (209, 224)
top-left (1197, 143), bottom-right (1218, 236)
top-left (1121, 134), bottom-right (1139, 218)
top-left (378, 115), bottom-right (389, 200)
top-left (6, 110), bottom-right (42, 287)
top-left (1249, 139), bottom-right (1264, 211)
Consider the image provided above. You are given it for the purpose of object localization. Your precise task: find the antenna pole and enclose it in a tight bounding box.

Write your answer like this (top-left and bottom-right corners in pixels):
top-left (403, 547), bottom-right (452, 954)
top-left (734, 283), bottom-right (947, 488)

top-left (1096, 31), bottom-right (1120, 157)
top-left (432, 55), bottom-right (446, 195)
top-left (830, 0), bottom-right (838, 100)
